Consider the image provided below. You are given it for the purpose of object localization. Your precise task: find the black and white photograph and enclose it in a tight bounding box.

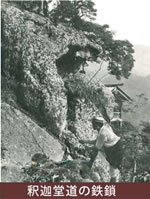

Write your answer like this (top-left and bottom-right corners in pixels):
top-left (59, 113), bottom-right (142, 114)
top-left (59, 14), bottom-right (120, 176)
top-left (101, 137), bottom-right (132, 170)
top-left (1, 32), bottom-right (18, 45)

top-left (1, 0), bottom-right (150, 184)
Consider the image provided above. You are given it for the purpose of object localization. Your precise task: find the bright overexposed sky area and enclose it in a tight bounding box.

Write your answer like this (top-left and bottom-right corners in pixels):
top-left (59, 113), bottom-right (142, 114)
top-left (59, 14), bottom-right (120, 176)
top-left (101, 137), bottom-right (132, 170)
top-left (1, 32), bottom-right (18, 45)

top-left (94, 0), bottom-right (150, 46)
top-left (93, 0), bottom-right (150, 76)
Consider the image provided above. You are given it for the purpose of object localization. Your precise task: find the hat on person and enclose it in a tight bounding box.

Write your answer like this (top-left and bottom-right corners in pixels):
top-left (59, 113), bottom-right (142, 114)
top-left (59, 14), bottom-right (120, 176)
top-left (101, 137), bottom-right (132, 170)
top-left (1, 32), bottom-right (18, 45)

top-left (111, 118), bottom-right (123, 122)
top-left (92, 116), bottom-right (105, 124)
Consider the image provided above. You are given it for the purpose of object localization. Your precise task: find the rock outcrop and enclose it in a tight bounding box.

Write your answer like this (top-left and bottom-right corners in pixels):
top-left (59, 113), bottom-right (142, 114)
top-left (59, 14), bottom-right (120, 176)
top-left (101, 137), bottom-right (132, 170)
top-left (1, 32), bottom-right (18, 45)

top-left (1, 103), bottom-right (64, 182)
top-left (2, 3), bottom-right (67, 136)
top-left (2, 3), bottom-right (101, 136)
top-left (1, 2), bottom-right (115, 182)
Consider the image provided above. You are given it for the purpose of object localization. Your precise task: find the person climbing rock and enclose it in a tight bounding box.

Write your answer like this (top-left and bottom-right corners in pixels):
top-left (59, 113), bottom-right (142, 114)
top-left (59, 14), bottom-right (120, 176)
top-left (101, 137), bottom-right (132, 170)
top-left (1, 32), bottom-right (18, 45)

top-left (80, 116), bottom-right (123, 182)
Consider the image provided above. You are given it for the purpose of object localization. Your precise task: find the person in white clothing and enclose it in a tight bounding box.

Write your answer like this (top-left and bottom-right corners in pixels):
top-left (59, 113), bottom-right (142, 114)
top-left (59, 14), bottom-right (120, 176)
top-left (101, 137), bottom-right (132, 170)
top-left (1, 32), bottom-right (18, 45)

top-left (80, 116), bottom-right (123, 182)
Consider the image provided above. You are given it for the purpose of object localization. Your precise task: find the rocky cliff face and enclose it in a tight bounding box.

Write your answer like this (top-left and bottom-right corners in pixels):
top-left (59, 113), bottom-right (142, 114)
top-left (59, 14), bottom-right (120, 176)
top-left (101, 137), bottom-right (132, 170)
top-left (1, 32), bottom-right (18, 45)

top-left (2, 3), bottom-right (67, 136)
top-left (1, 103), bottom-right (64, 182)
top-left (1, 2), bottom-right (115, 182)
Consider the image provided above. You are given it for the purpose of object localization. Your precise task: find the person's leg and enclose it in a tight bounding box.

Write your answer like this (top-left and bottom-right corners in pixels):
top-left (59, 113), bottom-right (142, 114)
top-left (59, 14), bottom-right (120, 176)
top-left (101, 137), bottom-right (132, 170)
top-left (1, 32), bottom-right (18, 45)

top-left (88, 147), bottom-right (98, 168)
top-left (104, 140), bottom-right (123, 182)
top-left (109, 140), bottom-right (123, 169)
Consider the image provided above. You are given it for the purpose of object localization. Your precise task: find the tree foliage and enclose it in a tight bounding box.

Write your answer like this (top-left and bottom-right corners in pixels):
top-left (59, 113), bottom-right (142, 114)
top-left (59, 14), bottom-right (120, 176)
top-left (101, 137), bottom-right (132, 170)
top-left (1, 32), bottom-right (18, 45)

top-left (13, 0), bottom-right (50, 16)
top-left (11, 0), bottom-right (134, 79)
top-left (76, 20), bottom-right (135, 79)
top-left (64, 74), bottom-right (104, 107)
top-left (50, 1), bottom-right (134, 79)
top-left (49, 0), bottom-right (97, 26)
top-left (120, 121), bottom-right (150, 181)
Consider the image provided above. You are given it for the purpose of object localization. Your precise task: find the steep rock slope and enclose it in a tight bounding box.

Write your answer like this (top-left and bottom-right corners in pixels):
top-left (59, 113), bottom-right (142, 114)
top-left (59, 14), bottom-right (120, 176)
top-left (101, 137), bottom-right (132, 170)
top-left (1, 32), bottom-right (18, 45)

top-left (2, 4), bottom-right (67, 136)
top-left (2, 3), bottom-right (101, 136)
top-left (1, 3), bottom-right (114, 182)
top-left (1, 103), bottom-right (64, 182)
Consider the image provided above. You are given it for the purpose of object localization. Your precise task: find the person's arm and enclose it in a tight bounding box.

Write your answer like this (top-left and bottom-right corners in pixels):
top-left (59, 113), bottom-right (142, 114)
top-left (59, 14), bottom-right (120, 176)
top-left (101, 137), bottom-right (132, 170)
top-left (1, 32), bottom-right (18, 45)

top-left (95, 128), bottom-right (106, 150)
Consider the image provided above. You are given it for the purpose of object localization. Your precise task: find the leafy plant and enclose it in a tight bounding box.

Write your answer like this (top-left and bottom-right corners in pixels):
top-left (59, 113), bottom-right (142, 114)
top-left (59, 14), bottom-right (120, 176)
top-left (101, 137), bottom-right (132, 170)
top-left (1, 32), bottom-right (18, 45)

top-left (77, 20), bottom-right (135, 79)
top-left (64, 74), bottom-right (106, 109)
top-left (49, 0), bottom-right (97, 26)
top-left (22, 156), bottom-right (88, 182)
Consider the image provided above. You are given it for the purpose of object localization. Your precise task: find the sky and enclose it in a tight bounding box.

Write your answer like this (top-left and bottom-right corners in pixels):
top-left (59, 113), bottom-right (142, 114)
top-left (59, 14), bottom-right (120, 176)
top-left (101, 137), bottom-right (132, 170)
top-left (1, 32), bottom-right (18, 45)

top-left (94, 0), bottom-right (150, 76)
top-left (94, 0), bottom-right (150, 46)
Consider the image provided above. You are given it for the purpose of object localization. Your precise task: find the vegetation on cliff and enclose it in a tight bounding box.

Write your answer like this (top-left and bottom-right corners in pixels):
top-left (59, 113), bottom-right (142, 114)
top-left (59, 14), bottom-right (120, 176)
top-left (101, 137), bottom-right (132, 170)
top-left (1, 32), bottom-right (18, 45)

top-left (10, 0), bottom-right (135, 79)
top-left (3, 1), bottom-right (148, 183)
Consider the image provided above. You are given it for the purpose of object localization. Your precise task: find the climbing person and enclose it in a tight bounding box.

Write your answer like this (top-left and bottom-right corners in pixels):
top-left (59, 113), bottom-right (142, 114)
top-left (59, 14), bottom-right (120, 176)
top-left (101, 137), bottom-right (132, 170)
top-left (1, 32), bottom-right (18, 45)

top-left (80, 116), bottom-right (123, 182)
